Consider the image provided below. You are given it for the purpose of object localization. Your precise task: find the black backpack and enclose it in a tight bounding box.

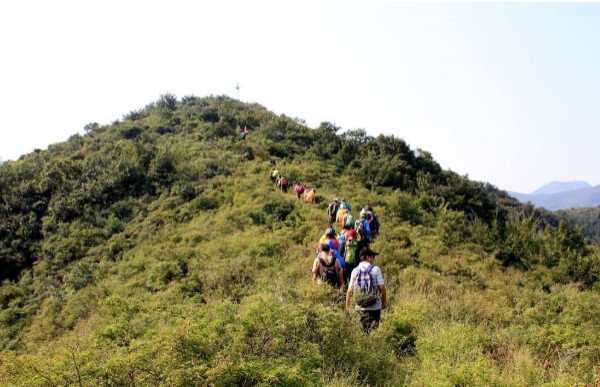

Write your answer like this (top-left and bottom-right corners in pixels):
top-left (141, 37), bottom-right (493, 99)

top-left (319, 257), bottom-right (338, 287)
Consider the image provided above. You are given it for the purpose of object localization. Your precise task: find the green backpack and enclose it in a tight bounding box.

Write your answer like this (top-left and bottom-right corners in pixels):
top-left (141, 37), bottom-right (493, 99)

top-left (355, 220), bottom-right (365, 241)
top-left (344, 214), bottom-right (355, 229)
top-left (344, 239), bottom-right (359, 265)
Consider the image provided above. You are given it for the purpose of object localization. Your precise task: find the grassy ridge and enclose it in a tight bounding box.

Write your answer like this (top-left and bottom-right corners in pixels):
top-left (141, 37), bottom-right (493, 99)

top-left (1, 95), bottom-right (600, 386)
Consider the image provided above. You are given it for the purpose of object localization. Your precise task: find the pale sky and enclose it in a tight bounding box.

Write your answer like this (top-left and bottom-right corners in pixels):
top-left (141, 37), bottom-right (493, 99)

top-left (1, 1), bottom-right (599, 193)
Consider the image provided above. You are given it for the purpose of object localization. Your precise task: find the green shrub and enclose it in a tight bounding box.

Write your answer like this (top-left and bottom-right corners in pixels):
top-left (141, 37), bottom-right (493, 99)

top-left (146, 261), bottom-right (187, 292)
top-left (64, 259), bottom-right (98, 292)
top-left (189, 194), bottom-right (220, 212)
top-left (249, 200), bottom-right (295, 227)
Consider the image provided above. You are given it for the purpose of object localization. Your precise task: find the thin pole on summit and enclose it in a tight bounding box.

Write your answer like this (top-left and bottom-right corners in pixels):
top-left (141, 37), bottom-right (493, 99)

top-left (236, 82), bottom-right (240, 100)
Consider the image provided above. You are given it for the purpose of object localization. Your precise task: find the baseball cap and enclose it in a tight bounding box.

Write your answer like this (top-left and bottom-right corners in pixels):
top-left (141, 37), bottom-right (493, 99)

top-left (359, 247), bottom-right (379, 259)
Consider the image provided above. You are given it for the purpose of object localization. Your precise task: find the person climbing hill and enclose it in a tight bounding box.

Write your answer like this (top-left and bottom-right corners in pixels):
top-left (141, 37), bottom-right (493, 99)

top-left (342, 211), bottom-right (354, 231)
top-left (306, 188), bottom-right (316, 203)
top-left (294, 182), bottom-right (305, 200)
top-left (280, 176), bottom-right (289, 193)
top-left (241, 126), bottom-right (249, 140)
top-left (355, 212), bottom-right (371, 251)
top-left (340, 229), bottom-right (359, 281)
top-left (312, 243), bottom-right (344, 288)
top-left (340, 198), bottom-right (352, 212)
top-left (270, 169), bottom-right (279, 183)
top-left (367, 205), bottom-right (380, 237)
top-left (336, 207), bottom-right (348, 229)
top-left (346, 247), bottom-right (386, 332)
top-left (328, 198), bottom-right (339, 226)
top-left (318, 228), bottom-right (340, 252)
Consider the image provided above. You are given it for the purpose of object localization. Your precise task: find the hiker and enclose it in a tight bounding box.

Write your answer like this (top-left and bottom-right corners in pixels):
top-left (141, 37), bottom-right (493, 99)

top-left (306, 188), bottom-right (316, 203)
top-left (270, 169), bottom-right (279, 183)
top-left (336, 207), bottom-right (348, 229)
top-left (312, 243), bottom-right (344, 288)
top-left (280, 176), bottom-right (289, 193)
top-left (346, 247), bottom-right (387, 332)
top-left (303, 186), bottom-right (310, 201)
top-left (328, 198), bottom-right (340, 226)
top-left (236, 125), bottom-right (241, 132)
top-left (269, 159), bottom-right (276, 166)
top-left (355, 212), bottom-right (371, 251)
top-left (318, 228), bottom-right (340, 252)
top-left (241, 126), bottom-right (249, 140)
top-left (340, 229), bottom-right (359, 281)
top-left (294, 182), bottom-right (305, 200)
top-left (340, 198), bottom-right (352, 212)
top-left (342, 211), bottom-right (354, 232)
top-left (367, 205), bottom-right (380, 237)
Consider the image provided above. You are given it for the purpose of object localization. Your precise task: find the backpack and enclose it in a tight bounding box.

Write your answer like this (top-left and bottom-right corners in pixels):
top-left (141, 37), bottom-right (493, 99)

top-left (344, 214), bottom-right (355, 229)
top-left (372, 213), bottom-right (380, 233)
top-left (355, 219), bottom-right (365, 241)
top-left (337, 233), bottom-right (346, 246)
top-left (354, 264), bottom-right (378, 307)
top-left (319, 257), bottom-right (338, 287)
top-left (344, 239), bottom-right (358, 266)
top-left (328, 202), bottom-right (339, 218)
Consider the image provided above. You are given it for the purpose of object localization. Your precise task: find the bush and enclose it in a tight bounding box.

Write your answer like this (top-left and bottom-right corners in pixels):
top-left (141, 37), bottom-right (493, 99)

top-left (146, 261), bottom-right (187, 292)
top-left (388, 191), bottom-right (422, 225)
top-left (189, 194), bottom-right (220, 212)
top-left (64, 259), bottom-right (98, 292)
top-left (249, 200), bottom-right (295, 227)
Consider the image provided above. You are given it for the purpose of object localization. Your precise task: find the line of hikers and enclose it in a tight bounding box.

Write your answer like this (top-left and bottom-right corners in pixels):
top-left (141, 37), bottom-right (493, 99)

top-left (266, 168), bottom-right (385, 331)
top-left (269, 169), bottom-right (316, 202)
top-left (312, 198), bottom-right (385, 332)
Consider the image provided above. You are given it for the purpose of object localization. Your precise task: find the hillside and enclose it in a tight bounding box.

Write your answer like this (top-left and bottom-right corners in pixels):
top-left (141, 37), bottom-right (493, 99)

top-left (1, 95), bottom-right (600, 386)
top-left (510, 185), bottom-right (600, 210)
top-left (557, 206), bottom-right (600, 242)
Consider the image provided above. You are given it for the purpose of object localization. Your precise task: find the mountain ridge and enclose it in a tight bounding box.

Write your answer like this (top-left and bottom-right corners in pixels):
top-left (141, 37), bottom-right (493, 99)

top-left (509, 184), bottom-right (600, 210)
top-left (531, 180), bottom-right (591, 195)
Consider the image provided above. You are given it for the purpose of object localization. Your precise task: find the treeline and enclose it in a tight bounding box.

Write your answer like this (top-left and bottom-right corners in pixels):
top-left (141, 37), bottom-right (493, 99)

top-left (558, 206), bottom-right (600, 242)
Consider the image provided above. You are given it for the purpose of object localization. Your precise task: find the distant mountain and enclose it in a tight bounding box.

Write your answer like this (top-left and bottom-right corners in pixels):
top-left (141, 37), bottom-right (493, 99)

top-left (531, 181), bottom-right (591, 195)
top-left (509, 184), bottom-right (600, 211)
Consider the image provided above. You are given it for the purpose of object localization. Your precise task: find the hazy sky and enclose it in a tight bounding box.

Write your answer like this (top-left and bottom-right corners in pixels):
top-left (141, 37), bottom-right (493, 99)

top-left (1, 1), bottom-right (599, 193)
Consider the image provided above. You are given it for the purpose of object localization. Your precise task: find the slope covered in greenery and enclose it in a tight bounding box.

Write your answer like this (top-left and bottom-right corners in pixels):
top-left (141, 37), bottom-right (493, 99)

top-left (558, 206), bottom-right (600, 242)
top-left (1, 95), bottom-right (600, 386)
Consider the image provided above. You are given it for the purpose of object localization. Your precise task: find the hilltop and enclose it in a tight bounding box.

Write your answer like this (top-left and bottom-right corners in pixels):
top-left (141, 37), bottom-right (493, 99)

top-left (1, 95), bottom-right (600, 386)
top-left (532, 181), bottom-right (591, 196)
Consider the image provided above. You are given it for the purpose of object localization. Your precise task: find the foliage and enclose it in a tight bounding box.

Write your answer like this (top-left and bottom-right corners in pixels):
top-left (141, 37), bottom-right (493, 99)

top-left (1, 95), bottom-right (599, 386)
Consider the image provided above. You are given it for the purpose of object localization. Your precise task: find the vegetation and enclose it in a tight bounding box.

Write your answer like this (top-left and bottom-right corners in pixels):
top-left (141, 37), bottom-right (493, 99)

top-left (558, 206), bottom-right (600, 242)
top-left (1, 95), bottom-right (600, 386)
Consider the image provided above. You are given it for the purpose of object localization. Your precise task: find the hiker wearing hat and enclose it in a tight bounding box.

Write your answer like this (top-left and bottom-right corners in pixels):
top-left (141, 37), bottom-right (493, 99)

top-left (328, 198), bottom-right (340, 227)
top-left (346, 247), bottom-right (387, 332)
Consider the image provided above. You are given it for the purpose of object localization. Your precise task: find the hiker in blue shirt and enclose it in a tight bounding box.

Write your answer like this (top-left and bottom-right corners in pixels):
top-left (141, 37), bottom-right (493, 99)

top-left (360, 212), bottom-right (371, 244)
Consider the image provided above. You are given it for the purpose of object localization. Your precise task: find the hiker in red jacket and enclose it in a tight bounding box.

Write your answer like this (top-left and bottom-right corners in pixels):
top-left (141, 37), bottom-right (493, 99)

top-left (294, 182), bottom-right (305, 200)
